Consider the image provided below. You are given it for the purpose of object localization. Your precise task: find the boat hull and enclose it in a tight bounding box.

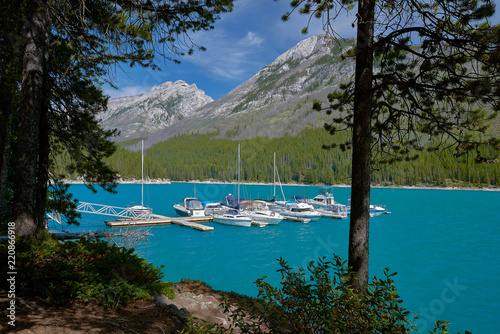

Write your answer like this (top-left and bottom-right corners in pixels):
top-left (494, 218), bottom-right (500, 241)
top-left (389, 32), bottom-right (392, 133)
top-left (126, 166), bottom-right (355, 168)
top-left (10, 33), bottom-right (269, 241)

top-left (283, 213), bottom-right (321, 221)
top-left (243, 212), bottom-right (283, 225)
top-left (173, 205), bottom-right (189, 217)
top-left (317, 208), bottom-right (347, 219)
top-left (213, 215), bottom-right (252, 227)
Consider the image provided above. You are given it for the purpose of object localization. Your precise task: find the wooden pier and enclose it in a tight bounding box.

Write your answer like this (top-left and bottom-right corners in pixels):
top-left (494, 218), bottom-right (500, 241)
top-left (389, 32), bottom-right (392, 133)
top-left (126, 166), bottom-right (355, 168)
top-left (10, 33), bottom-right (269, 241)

top-left (105, 215), bottom-right (214, 231)
top-left (170, 217), bottom-right (214, 231)
top-left (104, 215), bottom-right (279, 231)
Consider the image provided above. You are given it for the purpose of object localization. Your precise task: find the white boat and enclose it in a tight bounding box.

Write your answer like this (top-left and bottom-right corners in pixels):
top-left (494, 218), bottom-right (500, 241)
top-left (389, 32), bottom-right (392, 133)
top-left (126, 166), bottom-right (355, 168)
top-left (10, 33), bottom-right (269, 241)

top-left (203, 201), bottom-right (226, 216)
top-left (173, 197), bottom-right (206, 217)
top-left (239, 200), bottom-right (283, 225)
top-left (347, 199), bottom-right (388, 217)
top-left (212, 143), bottom-right (253, 227)
top-left (316, 204), bottom-right (348, 219)
top-left (301, 187), bottom-right (348, 219)
top-left (310, 187), bottom-right (340, 206)
top-left (369, 204), bottom-right (387, 217)
top-left (127, 140), bottom-right (152, 219)
top-left (128, 204), bottom-right (152, 218)
top-left (213, 209), bottom-right (253, 227)
top-left (290, 187), bottom-right (348, 219)
top-left (278, 201), bottom-right (322, 221)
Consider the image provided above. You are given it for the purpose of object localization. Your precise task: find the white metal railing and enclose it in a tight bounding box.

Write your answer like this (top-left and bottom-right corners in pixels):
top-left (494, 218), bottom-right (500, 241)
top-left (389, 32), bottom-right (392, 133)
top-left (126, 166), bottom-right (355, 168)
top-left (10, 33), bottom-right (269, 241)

top-left (76, 202), bottom-right (152, 220)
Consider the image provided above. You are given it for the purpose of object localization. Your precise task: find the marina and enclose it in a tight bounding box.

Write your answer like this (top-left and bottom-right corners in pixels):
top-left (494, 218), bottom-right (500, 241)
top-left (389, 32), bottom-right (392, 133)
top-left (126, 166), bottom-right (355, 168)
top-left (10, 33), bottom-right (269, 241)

top-left (53, 183), bottom-right (500, 334)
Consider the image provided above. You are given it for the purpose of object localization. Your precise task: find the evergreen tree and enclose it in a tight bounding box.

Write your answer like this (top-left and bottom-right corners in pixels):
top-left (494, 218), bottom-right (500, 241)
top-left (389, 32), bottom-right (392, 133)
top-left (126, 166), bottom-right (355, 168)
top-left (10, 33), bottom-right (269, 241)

top-left (283, 0), bottom-right (500, 287)
top-left (1, 0), bottom-right (234, 237)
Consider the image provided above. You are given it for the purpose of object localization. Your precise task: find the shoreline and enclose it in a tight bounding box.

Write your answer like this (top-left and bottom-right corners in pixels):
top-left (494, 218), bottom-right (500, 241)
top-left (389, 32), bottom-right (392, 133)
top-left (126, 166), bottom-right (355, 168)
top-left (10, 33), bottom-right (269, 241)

top-left (62, 179), bottom-right (500, 192)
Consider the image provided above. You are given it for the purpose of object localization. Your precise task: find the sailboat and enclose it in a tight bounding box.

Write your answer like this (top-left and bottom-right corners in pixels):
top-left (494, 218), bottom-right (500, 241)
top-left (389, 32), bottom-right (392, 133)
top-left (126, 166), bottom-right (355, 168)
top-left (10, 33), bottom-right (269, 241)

top-left (213, 143), bottom-right (252, 227)
top-left (266, 152), bottom-right (288, 211)
top-left (128, 140), bottom-right (152, 219)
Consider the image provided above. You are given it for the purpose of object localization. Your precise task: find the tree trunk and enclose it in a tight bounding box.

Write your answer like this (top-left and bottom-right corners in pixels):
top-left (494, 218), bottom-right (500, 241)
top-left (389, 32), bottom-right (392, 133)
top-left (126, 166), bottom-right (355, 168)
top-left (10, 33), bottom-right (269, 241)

top-left (13, 1), bottom-right (49, 238)
top-left (0, 77), bottom-right (13, 221)
top-left (348, 0), bottom-right (376, 289)
top-left (35, 85), bottom-right (50, 233)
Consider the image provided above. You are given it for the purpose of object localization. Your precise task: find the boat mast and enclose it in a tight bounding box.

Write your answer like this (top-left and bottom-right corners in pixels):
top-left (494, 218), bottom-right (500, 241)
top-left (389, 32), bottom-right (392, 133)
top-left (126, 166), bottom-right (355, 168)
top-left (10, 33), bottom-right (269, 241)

top-left (237, 143), bottom-right (240, 207)
top-left (274, 153), bottom-right (286, 201)
top-left (141, 140), bottom-right (144, 207)
top-left (273, 152), bottom-right (276, 199)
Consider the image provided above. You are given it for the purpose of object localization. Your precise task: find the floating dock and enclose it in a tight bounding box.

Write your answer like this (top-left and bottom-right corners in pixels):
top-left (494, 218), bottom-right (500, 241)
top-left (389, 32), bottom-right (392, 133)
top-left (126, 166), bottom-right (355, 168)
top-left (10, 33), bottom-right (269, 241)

top-left (105, 215), bottom-right (214, 231)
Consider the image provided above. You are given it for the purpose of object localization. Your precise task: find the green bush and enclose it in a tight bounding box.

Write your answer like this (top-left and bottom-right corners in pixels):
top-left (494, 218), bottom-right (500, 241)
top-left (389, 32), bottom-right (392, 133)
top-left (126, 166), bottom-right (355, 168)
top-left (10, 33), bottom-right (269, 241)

top-left (245, 255), bottom-right (413, 333)
top-left (184, 255), bottom-right (470, 334)
top-left (0, 235), bottom-right (174, 307)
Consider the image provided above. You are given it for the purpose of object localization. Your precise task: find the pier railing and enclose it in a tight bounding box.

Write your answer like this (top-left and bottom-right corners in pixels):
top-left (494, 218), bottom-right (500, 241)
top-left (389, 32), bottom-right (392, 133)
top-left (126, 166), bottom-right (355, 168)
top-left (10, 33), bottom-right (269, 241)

top-left (76, 202), bottom-right (152, 220)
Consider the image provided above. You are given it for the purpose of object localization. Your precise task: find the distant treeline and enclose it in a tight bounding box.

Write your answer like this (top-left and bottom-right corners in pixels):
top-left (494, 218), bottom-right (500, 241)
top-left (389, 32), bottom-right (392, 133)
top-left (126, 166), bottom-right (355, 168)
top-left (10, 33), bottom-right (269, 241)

top-left (103, 129), bottom-right (499, 188)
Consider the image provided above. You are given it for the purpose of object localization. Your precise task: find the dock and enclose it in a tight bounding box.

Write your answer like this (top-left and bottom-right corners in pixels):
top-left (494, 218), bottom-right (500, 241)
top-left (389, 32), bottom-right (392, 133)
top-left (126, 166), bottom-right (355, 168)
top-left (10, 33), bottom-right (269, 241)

top-left (104, 215), bottom-right (278, 231)
top-left (170, 217), bottom-right (214, 231)
top-left (105, 215), bottom-right (214, 231)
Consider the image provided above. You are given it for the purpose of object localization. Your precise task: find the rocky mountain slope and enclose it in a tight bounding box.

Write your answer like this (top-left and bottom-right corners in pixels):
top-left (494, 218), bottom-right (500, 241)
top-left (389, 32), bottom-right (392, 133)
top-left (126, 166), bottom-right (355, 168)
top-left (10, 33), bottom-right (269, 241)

top-left (143, 35), bottom-right (356, 148)
top-left (100, 80), bottom-right (213, 140)
top-left (100, 34), bottom-right (356, 148)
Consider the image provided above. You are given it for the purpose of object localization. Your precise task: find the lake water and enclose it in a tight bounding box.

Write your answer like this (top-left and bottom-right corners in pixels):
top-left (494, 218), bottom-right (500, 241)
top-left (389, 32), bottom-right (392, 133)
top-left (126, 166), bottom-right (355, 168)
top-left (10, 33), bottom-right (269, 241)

top-left (57, 182), bottom-right (500, 334)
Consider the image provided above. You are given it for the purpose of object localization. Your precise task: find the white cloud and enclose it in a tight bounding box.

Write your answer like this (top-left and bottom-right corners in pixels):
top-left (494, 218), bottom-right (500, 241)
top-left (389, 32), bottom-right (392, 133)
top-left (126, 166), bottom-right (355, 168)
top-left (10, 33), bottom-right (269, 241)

top-left (186, 29), bottom-right (268, 82)
top-left (243, 31), bottom-right (263, 47)
top-left (105, 86), bottom-right (148, 99)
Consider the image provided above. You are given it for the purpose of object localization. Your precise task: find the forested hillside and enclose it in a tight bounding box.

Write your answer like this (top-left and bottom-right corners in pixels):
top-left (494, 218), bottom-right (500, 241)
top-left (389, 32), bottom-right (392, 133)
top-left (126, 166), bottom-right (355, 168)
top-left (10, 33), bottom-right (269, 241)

top-left (104, 129), bottom-right (500, 188)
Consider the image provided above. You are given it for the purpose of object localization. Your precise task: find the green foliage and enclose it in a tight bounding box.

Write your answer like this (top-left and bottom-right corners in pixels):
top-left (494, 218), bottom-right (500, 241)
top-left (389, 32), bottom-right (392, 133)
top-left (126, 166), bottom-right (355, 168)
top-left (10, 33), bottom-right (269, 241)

top-left (100, 129), bottom-right (500, 188)
top-left (289, 0), bottom-right (500, 166)
top-left (0, 236), bottom-right (174, 307)
top-left (183, 255), bottom-right (471, 333)
top-left (250, 256), bottom-right (414, 333)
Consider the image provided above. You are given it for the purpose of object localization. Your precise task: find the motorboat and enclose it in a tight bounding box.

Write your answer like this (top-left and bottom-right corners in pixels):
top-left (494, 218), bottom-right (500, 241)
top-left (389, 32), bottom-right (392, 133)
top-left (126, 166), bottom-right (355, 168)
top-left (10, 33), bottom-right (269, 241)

top-left (239, 200), bottom-right (283, 225)
top-left (213, 209), bottom-right (253, 227)
top-left (279, 201), bottom-right (322, 221)
top-left (203, 201), bottom-right (226, 216)
top-left (173, 197), bottom-right (206, 217)
top-left (315, 203), bottom-right (348, 219)
top-left (369, 204), bottom-right (387, 217)
top-left (346, 199), bottom-right (388, 217)
top-left (300, 188), bottom-right (348, 219)
top-left (310, 187), bottom-right (340, 207)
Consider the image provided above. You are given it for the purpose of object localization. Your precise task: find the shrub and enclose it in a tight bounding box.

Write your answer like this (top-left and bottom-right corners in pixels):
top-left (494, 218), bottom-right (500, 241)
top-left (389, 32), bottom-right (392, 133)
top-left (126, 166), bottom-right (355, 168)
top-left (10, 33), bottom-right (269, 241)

top-left (0, 236), bottom-right (174, 307)
top-left (184, 255), bottom-right (470, 333)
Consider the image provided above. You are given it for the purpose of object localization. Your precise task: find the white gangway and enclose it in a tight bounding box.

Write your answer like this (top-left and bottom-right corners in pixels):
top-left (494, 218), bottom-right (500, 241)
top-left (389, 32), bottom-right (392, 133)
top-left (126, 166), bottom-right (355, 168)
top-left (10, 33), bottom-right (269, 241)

top-left (76, 202), bottom-right (153, 220)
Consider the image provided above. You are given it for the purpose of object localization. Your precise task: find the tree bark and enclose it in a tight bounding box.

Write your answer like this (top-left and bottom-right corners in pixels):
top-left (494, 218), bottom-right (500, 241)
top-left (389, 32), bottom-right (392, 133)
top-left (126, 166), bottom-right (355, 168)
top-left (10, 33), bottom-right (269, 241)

top-left (0, 77), bottom-right (13, 221)
top-left (13, 1), bottom-right (49, 238)
top-left (348, 0), bottom-right (376, 289)
top-left (35, 85), bottom-right (50, 233)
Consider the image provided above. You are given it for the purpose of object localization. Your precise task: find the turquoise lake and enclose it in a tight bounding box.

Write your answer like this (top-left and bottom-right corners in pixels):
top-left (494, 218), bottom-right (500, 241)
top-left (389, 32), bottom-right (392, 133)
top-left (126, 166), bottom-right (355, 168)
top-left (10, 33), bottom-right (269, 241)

top-left (58, 182), bottom-right (500, 333)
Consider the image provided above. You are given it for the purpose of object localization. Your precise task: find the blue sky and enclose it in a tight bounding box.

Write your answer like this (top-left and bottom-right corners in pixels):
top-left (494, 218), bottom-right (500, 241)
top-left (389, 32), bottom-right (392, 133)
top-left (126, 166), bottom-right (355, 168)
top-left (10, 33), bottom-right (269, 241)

top-left (104, 0), bottom-right (500, 101)
top-left (104, 0), bottom-right (356, 100)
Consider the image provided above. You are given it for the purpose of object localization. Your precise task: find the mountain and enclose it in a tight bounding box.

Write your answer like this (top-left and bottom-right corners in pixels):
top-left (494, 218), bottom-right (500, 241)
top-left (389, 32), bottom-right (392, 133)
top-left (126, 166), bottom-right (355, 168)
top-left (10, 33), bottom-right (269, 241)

top-left (100, 80), bottom-right (213, 140)
top-left (100, 34), bottom-right (356, 148)
top-left (141, 35), bottom-right (355, 147)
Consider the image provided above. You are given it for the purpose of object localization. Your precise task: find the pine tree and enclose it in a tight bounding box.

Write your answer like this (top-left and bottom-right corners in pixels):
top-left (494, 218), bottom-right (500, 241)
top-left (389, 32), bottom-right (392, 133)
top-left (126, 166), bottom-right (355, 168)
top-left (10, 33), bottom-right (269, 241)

top-left (2, 0), bottom-right (234, 237)
top-left (284, 0), bottom-right (500, 287)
